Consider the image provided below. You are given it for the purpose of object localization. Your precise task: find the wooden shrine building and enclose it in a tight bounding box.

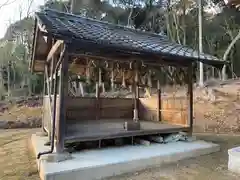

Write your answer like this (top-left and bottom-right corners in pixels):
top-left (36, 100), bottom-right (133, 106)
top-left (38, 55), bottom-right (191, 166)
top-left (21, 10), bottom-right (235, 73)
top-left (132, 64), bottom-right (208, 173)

top-left (30, 9), bottom-right (225, 158)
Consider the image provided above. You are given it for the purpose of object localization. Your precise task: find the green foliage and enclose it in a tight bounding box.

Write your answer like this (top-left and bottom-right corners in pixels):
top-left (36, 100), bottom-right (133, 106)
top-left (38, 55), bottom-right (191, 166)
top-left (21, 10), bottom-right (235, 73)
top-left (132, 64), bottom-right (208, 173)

top-left (0, 0), bottom-right (240, 97)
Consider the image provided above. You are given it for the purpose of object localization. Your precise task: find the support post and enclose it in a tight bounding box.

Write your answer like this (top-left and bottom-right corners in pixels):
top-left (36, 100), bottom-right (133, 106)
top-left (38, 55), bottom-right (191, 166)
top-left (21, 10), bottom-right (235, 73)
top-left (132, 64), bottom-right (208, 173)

top-left (157, 80), bottom-right (162, 121)
top-left (50, 50), bottom-right (56, 94)
top-left (187, 64), bottom-right (193, 135)
top-left (111, 63), bottom-right (115, 92)
top-left (95, 67), bottom-right (100, 120)
top-left (124, 62), bottom-right (140, 131)
top-left (56, 47), bottom-right (69, 153)
top-left (44, 64), bottom-right (53, 144)
top-left (133, 62), bottom-right (139, 121)
top-left (41, 72), bottom-right (47, 134)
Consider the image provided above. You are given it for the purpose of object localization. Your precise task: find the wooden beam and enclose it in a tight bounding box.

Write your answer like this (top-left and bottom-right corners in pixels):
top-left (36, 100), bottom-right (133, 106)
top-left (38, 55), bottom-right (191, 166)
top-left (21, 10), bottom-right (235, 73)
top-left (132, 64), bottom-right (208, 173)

top-left (46, 40), bottom-right (64, 64)
top-left (49, 39), bottom-right (57, 95)
top-left (133, 62), bottom-right (139, 121)
top-left (56, 46), bottom-right (69, 153)
top-left (157, 79), bottom-right (162, 121)
top-left (95, 67), bottom-right (100, 120)
top-left (38, 23), bottom-right (48, 33)
top-left (41, 71), bottom-right (47, 133)
top-left (33, 52), bottom-right (190, 74)
top-left (38, 24), bottom-right (48, 43)
top-left (44, 63), bottom-right (53, 143)
top-left (69, 53), bottom-right (190, 67)
top-left (44, 64), bottom-right (52, 101)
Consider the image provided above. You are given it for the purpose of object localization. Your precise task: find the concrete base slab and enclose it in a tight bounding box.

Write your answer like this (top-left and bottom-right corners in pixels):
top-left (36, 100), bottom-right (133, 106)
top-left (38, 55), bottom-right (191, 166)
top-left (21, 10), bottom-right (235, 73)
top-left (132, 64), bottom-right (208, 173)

top-left (31, 134), bottom-right (220, 180)
top-left (228, 146), bottom-right (240, 174)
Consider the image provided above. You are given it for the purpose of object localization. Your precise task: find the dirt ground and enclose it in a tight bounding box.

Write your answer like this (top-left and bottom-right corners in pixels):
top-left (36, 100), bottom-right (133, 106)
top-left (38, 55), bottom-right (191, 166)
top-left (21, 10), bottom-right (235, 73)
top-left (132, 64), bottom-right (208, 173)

top-left (0, 129), bottom-right (39, 180)
top-left (1, 129), bottom-right (240, 180)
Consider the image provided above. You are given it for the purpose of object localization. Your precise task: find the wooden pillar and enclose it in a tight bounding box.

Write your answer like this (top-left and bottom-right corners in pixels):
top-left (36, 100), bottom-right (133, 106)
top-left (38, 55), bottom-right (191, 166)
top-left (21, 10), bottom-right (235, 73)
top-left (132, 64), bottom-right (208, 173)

top-left (41, 72), bottom-right (46, 133)
top-left (95, 82), bottom-right (100, 120)
top-left (187, 64), bottom-right (193, 135)
top-left (50, 53), bottom-right (56, 94)
top-left (111, 63), bottom-right (115, 92)
top-left (95, 67), bottom-right (100, 120)
top-left (44, 64), bottom-right (52, 144)
top-left (133, 62), bottom-right (139, 121)
top-left (56, 48), bottom-right (69, 153)
top-left (157, 80), bottom-right (162, 121)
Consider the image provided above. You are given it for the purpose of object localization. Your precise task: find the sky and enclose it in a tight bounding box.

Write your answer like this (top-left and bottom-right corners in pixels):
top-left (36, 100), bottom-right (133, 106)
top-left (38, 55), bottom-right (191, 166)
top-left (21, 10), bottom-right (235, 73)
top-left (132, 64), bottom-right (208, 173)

top-left (0, 0), bottom-right (45, 38)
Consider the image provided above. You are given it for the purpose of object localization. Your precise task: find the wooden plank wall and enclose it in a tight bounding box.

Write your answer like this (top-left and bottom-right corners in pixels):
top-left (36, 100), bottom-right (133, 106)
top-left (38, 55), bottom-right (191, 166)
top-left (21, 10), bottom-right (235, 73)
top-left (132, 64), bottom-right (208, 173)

top-left (66, 97), bottom-right (133, 121)
top-left (139, 96), bottom-right (188, 126)
top-left (43, 95), bottom-right (187, 128)
top-left (100, 98), bottom-right (133, 119)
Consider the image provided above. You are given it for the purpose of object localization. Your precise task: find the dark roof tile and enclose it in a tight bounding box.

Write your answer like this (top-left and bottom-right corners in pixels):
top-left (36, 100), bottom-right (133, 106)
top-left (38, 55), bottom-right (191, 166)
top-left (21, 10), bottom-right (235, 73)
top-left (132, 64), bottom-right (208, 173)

top-left (35, 9), bottom-right (226, 67)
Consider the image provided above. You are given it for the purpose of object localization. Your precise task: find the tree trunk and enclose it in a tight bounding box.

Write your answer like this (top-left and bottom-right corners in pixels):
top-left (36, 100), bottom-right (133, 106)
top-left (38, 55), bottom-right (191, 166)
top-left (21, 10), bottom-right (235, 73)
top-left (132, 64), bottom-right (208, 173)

top-left (182, 0), bottom-right (186, 46)
top-left (70, 0), bottom-right (76, 13)
top-left (165, 0), bottom-right (174, 41)
top-left (7, 61), bottom-right (10, 97)
top-left (198, 0), bottom-right (204, 87)
top-left (13, 64), bottom-right (16, 89)
top-left (222, 29), bottom-right (240, 80)
top-left (28, 76), bottom-right (32, 96)
top-left (127, 7), bottom-right (133, 27)
top-left (172, 13), bottom-right (181, 44)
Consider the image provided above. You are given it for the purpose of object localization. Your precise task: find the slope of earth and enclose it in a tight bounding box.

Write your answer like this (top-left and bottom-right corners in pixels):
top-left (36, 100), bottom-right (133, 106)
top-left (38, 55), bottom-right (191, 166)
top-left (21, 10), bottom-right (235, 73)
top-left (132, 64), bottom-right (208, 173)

top-left (0, 98), bottom-right (42, 129)
top-left (193, 79), bottom-right (240, 134)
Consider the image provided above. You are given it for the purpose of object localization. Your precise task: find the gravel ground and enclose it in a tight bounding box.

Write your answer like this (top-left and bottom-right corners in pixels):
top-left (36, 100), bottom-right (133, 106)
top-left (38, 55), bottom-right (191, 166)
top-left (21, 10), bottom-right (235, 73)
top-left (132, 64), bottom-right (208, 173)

top-left (1, 129), bottom-right (240, 180)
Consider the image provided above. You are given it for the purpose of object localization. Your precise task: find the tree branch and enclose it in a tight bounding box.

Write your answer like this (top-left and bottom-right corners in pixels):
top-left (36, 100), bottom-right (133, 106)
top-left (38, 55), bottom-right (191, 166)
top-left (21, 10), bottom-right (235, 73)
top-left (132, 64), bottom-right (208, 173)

top-left (26, 0), bottom-right (34, 17)
top-left (0, 0), bottom-right (17, 10)
top-left (223, 29), bottom-right (240, 61)
top-left (222, 29), bottom-right (240, 80)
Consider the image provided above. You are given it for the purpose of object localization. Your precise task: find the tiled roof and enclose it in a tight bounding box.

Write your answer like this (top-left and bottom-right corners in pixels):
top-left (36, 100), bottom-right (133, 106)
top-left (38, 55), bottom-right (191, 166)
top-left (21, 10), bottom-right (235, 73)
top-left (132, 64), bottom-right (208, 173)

top-left (35, 9), bottom-right (226, 67)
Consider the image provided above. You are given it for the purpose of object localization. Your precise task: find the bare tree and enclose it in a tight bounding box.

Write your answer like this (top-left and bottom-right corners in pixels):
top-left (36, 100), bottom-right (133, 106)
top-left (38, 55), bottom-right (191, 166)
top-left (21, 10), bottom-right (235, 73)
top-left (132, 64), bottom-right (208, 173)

top-left (26, 0), bottom-right (34, 17)
top-left (222, 29), bottom-right (240, 80)
top-left (6, 0), bottom-right (35, 96)
top-left (0, 0), bottom-right (17, 10)
top-left (221, 18), bottom-right (240, 80)
top-left (198, 0), bottom-right (204, 87)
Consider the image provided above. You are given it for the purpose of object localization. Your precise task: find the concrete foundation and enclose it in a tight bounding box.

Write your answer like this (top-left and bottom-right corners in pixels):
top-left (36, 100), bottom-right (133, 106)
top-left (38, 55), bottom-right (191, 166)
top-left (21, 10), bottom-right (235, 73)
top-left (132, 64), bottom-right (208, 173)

top-left (228, 146), bottom-right (240, 174)
top-left (31, 134), bottom-right (220, 180)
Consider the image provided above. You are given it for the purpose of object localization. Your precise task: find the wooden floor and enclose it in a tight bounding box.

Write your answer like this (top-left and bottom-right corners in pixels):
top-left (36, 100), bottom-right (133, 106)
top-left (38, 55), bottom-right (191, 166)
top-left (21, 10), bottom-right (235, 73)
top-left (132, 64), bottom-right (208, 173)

top-left (65, 119), bottom-right (189, 143)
